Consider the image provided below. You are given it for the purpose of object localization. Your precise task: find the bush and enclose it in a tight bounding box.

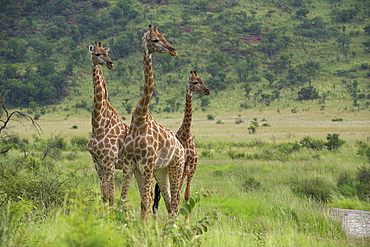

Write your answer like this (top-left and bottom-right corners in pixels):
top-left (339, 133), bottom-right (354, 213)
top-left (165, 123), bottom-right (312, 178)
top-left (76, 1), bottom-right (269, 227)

top-left (248, 118), bottom-right (259, 134)
top-left (292, 178), bottom-right (332, 202)
top-left (337, 171), bottom-right (358, 197)
top-left (71, 136), bottom-right (89, 151)
top-left (325, 133), bottom-right (345, 151)
top-left (356, 166), bottom-right (370, 201)
top-left (355, 140), bottom-right (370, 162)
top-left (227, 149), bottom-right (245, 159)
top-left (244, 177), bottom-right (262, 192)
top-left (331, 117), bottom-right (343, 122)
top-left (276, 142), bottom-right (301, 154)
top-left (0, 164), bottom-right (77, 210)
top-left (299, 136), bottom-right (325, 150)
top-left (297, 85), bottom-right (320, 100)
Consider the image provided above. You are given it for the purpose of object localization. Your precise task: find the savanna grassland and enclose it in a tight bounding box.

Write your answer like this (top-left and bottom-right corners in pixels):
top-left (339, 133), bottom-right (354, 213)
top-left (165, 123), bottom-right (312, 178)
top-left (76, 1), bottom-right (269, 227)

top-left (1, 0), bottom-right (370, 246)
top-left (1, 105), bottom-right (369, 246)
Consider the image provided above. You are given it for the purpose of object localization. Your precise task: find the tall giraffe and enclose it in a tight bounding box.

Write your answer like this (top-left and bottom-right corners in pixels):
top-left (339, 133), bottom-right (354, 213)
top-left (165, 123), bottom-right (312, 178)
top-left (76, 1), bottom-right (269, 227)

top-left (87, 42), bottom-right (128, 207)
top-left (153, 71), bottom-right (210, 222)
top-left (120, 25), bottom-right (185, 221)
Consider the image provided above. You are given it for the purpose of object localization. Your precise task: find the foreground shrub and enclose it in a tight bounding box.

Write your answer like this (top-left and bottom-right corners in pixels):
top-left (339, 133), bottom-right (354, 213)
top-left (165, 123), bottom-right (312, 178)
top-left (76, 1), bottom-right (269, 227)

top-left (292, 178), bottom-right (332, 202)
top-left (70, 136), bottom-right (89, 151)
top-left (356, 140), bottom-right (370, 162)
top-left (0, 159), bottom-right (95, 212)
top-left (337, 166), bottom-right (370, 201)
top-left (243, 177), bottom-right (262, 192)
top-left (337, 171), bottom-right (358, 197)
top-left (356, 165), bottom-right (370, 201)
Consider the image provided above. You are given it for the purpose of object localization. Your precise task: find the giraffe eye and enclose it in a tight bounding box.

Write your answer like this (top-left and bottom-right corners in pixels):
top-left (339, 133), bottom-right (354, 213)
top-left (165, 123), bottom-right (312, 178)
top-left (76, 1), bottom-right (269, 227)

top-left (152, 39), bottom-right (159, 43)
top-left (192, 82), bottom-right (198, 85)
top-left (95, 53), bottom-right (100, 56)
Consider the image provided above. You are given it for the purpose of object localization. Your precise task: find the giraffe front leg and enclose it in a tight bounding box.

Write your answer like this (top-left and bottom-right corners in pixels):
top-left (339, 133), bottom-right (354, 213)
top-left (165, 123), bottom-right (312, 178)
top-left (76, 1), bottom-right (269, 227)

top-left (106, 166), bottom-right (115, 207)
top-left (92, 157), bottom-right (109, 204)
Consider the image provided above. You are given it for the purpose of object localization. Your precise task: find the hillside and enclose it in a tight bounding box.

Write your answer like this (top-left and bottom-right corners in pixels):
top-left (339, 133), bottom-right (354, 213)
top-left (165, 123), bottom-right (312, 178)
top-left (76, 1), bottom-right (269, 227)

top-left (0, 0), bottom-right (369, 119)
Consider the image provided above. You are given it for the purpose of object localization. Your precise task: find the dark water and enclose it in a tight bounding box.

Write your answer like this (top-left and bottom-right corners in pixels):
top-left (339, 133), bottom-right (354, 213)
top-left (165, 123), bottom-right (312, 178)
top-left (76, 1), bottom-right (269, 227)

top-left (329, 208), bottom-right (370, 238)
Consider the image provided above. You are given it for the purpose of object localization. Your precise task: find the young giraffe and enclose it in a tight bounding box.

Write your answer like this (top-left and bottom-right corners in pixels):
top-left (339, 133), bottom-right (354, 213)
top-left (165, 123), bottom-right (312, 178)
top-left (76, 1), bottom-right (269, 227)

top-left (120, 25), bottom-right (185, 221)
top-left (153, 71), bottom-right (210, 222)
top-left (87, 42), bottom-right (128, 207)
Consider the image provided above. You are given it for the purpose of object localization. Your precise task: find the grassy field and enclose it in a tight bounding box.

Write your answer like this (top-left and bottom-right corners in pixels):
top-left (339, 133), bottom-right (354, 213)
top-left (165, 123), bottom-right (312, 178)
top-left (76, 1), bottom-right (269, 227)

top-left (1, 105), bottom-right (369, 246)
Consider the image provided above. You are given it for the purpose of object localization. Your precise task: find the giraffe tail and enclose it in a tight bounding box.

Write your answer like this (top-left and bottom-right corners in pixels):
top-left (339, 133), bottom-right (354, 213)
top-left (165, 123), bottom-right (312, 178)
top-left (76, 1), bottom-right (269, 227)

top-left (152, 183), bottom-right (161, 214)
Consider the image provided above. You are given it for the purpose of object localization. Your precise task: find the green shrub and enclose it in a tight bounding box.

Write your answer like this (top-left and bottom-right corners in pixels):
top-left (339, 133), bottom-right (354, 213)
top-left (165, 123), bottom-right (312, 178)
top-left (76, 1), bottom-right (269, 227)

top-left (299, 136), bottom-right (325, 150)
top-left (243, 177), bottom-right (262, 192)
top-left (355, 140), bottom-right (370, 161)
top-left (337, 171), bottom-right (358, 197)
top-left (200, 150), bottom-right (214, 159)
top-left (276, 142), bottom-right (300, 154)
top-left (331, 117), bottom-right (343, 122)
top-left (0, 200), bottom-right (34, 246)
top-left (227, 149), bottom-right (245, 159)
top-left (70, 136), bottom-right (88, 151)
top-left (248, 118), bottom-right (259, 134)
top-left (356, 165), bottom-right (370, 201)
top-left (325, 133), bottom-right (345, 151)
top-left (292, 178), bottom-right (332, 202)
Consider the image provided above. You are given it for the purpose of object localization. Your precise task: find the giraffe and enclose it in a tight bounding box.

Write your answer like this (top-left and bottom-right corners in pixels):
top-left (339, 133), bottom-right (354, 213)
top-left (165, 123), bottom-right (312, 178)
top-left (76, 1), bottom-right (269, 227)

top-left (120, 25), bottom-right (185, 221)
top-left (87, 42), bottom-right (128, 207)
top-left (153, 71), bottom-right (210, 222)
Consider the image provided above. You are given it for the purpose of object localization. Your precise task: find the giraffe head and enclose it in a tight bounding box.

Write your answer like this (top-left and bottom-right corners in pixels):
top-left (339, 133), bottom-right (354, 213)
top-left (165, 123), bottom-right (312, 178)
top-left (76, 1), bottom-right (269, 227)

top-left (142, 25), bottom-right (178, 56)
top-left (188, 71), bottom-right (210, 95)
top-left (89, 42), bottom-right (114, 69)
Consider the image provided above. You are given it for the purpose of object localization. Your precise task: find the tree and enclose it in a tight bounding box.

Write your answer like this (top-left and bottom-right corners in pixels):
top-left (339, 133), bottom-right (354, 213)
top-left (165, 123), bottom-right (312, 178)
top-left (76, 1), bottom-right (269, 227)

top-left (201, 97), bottom-right (210, 108)
top-left (364, 25), bottom-right (370, 35)
top-left (325, 133), bottom-right (345, 151)
top-left (336, 33), bottom-right (352, 48)
top-left (264, 72), bottom-right (276, 86)
top-left (0, 90), bottom-right (41, 154)
top-left (297, 85), bottom-right (320, 100)
top-left (295, 8), bottom-right (309, 19)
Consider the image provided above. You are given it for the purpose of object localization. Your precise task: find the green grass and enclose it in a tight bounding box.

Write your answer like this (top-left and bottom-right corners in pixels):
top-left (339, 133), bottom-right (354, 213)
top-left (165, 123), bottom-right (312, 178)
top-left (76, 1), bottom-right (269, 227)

top-left (3, 106), bottom-right (370, 246)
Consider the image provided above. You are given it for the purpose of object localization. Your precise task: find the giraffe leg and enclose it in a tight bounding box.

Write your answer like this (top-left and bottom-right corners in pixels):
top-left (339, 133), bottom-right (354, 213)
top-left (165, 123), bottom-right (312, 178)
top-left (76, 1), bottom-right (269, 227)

top-left (154, 169), bottom-right (171, 214)
top-left (92, 156), bottom-right (109, 203)
top-left (120, 168), bottom-right (134, 201)
top-left (168, 159), bottom-right (184, 219)
top-left (106, 164), bottom-right (115, 207)
top-left (139, 170), bottom-right (155, 222)
top-left (184, 170), bottom-right (194, 204)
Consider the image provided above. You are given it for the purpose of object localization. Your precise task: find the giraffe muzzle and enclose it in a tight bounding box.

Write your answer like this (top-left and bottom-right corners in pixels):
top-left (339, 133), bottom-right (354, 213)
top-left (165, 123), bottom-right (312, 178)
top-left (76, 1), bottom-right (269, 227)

top-left (107, 62), bottom-right (114, 70)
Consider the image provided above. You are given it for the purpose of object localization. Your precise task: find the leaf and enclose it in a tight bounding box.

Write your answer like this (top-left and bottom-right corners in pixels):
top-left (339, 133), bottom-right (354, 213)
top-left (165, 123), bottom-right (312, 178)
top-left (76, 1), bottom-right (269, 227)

top-left (184, 203), bottom-right (192, 214)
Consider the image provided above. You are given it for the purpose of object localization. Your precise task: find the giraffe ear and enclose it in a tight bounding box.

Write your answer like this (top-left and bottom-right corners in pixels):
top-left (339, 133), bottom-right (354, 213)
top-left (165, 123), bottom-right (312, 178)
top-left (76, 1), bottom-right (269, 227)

top-left (104, 48), bottom-right (110, 53)
top-left (89, 45), bottom-right (94, 54)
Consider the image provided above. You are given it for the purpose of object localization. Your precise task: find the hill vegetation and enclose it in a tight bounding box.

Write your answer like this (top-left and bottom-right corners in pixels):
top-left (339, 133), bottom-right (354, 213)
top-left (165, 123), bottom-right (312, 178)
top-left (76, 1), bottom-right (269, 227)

top-left (0, 0), bottom-right (369, 116)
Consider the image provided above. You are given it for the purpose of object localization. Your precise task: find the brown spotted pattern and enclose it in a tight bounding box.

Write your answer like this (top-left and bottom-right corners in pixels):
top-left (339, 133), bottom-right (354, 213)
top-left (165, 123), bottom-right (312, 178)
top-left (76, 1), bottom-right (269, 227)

top-left (87, 42), bottom-right (128, 207)
top-left (120, 26), bottom-right (184, 222)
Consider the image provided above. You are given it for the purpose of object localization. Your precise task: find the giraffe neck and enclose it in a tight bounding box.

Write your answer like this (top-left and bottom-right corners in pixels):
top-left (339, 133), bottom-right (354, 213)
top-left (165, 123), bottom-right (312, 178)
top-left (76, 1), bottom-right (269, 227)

top-left (92, 65), bottom-right (108, 131)
top-left (132, 46), bottom-right (153, 128)
top-left (179, 88), bottom-right (193, 134)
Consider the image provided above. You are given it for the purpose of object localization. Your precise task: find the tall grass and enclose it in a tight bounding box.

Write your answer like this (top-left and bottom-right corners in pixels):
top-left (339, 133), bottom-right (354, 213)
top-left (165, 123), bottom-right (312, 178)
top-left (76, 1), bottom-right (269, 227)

top-left (1, 108), bottom-right (369, 246)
